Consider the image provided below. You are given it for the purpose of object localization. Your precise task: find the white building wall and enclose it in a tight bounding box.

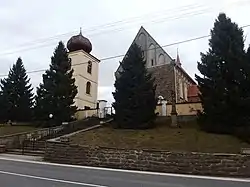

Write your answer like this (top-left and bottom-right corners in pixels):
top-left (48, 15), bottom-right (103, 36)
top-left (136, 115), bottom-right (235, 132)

top-left (98, 100), bottom-right (107, 118)
top-left (68, 50), bottom-right (99, 109)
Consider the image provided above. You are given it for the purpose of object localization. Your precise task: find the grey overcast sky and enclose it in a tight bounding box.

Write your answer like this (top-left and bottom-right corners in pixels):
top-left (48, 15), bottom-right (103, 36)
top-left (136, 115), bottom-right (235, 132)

top-left (0, 0), bottom-right (250, 105)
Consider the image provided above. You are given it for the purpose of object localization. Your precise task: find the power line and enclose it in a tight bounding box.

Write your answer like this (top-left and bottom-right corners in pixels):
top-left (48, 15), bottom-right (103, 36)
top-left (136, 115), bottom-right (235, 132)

top-left (1, 3), bottom-right (205, 51)
top-left (87, 0), bottom-right (249, 37)
top-left (0, 7), bottom-right (236, 56)
top-left (0, 7), bottom-right (210, 57)
top-left (76, 23), bottom-right (250, 62)
top-left (1, 0), bottom-right (247, 54)
top-left (87, 9), bottom-right (211, 38)
top-left (1, 23), bottom-right (250, 78)
top-left (86, 5), bottom-right (207, 36)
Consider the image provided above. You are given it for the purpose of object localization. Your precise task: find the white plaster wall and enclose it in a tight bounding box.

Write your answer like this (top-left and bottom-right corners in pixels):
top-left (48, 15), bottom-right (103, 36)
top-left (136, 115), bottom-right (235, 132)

top-left (68, 50), bottom-right (99, 109)
top-left (99, 100), bottom-right (107, 110)
top-left (98, 100), bottom-right (107, 118)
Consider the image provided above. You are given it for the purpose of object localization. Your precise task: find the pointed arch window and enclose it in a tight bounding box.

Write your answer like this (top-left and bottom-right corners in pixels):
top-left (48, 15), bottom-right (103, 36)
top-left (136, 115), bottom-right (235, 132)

top-left (149, 44), bottom-right (155, 66)
top-left (86, 81), bottom-right (91, 95)
top-left (158, 54), bottom-right (165, 64)
top-left (87, 61), bottom-right (92, 74)
top-left (179, 79), bottom-right (183, 99)
top-left (184, 82), bottom-right (188, 101)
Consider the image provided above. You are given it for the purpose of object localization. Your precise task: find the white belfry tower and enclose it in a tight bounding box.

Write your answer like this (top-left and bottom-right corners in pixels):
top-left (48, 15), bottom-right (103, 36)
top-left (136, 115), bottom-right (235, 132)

top-left (67, 29), bottom-right (100, 110)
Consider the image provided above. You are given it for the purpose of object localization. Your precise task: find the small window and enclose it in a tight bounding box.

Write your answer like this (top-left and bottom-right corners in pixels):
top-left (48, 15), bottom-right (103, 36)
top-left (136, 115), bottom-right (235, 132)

top-left (151, 59), bottom-right (154, 66)
top-left (87, 61), bottom-right (92, 74)
top-left (86, 81), bottom-right (91, 94)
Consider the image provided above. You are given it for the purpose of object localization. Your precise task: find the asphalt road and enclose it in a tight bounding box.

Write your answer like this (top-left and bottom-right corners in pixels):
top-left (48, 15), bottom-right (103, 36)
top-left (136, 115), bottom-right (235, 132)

top-left (0, 157), bottom-right (249, 187)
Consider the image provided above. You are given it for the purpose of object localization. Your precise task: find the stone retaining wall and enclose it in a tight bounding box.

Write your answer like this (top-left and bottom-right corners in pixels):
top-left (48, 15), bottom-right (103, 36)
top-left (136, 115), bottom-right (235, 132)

top-left (45, 141), bottom-right (250, 177)
top-left (0, 125), bottom-right (64, 149)
top-left (0, 117), bottom-right (100, 150)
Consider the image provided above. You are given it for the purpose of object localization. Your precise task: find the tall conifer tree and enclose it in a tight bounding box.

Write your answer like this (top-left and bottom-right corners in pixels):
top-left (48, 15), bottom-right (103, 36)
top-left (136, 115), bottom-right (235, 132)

top-left (196, 13), bottom-right (246, 133)
top-left (113, 43), bottom-right (157, 129)
top-left (0, 58), bottom-right (33, 121)
top-left (35, 41), bottom-right (77, 126)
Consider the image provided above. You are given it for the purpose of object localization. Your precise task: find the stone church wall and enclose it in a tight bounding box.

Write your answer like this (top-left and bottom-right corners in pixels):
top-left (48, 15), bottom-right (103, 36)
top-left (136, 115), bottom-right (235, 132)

top-left (115, 27), bottom-right (197, 105)
top-left (148, 64), bottom-right (175, 102)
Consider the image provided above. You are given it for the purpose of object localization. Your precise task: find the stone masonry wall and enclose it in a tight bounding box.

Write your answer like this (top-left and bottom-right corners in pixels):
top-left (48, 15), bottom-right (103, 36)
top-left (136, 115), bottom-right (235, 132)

top-left (148, 64), bottom-right (175, 102)
top-left (45, 141), bottom-right (250, 177)
top-left (0, 118), bottom-right (99, 150)
top-left (0, 125), bottom-right (64, 149)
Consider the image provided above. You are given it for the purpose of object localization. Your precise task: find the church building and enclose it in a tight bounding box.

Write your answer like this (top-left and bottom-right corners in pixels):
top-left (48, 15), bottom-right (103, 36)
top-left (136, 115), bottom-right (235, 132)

top-left (67, 30), bottom-right (100, 110)
top-left (115, 26), bottom-right (199, 103)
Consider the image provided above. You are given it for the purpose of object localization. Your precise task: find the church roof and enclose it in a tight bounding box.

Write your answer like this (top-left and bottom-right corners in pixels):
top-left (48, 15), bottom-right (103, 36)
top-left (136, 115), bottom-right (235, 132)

top-left (67, 29), bottom-right (92, 53)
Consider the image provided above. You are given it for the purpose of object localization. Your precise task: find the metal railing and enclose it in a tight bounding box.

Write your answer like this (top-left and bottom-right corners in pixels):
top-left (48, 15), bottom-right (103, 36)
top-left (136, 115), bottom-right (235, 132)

top-left (21, 117), bottom-right (100, 154)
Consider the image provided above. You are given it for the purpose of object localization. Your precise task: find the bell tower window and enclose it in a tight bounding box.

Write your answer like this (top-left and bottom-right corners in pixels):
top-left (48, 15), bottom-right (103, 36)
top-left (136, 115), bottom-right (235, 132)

top-left (87, 61), bottom-right (92, 74)
top-left (86, 81), bottom-right (91, 95)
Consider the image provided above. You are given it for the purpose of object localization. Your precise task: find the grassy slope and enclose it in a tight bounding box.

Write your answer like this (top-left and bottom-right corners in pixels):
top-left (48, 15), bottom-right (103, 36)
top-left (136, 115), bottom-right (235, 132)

top-left (0, 125), bottom-right (38, 136)
top-left (70, 118), bottom-right (250, 153)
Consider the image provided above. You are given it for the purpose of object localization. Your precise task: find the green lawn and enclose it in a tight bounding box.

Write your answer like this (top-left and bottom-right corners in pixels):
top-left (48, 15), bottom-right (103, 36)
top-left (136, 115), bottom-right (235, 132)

top-left (0, 125), bottom-right (38, 136)
top-left (70, 118), bottom-right (250, 154)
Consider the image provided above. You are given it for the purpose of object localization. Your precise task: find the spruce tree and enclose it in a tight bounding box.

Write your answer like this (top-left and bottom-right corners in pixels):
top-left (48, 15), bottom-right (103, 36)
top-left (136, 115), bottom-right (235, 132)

top-left (196, 13), bottom-right (246, 133)
top-left (247, 46), bottom-right (250, 61)
top-left (239, 46), bottom-right (250, 123)
top-left (112, 43), bottom-right (157, 129)
top-left (35, 41), bottom-right (77, 126)
top-left (0, 58), bottom-right (33, 122)
top-left (0, 89), bottom-right (5, 122)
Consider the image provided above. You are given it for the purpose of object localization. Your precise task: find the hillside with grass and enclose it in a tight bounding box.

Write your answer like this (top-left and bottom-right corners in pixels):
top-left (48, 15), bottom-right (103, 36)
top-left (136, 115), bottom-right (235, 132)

top-left (70, 118), bottom-right (250, 153)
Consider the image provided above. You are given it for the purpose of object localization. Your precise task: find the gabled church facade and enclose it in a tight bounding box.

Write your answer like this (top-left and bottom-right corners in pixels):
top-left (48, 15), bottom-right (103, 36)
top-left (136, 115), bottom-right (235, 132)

top-left (115, 26), bottom-right (198, 103)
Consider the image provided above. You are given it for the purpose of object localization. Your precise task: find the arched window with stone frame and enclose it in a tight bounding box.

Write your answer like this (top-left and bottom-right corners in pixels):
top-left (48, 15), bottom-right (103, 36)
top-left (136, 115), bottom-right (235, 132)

top-left (184, 82), bottom-right (188, 101)
top-left (148, 44), bottom-right (156, 67)
top-left (87, 61), bottom-right (92, 74)
top-left (86, 81), bottom-right (91, 95)
top-left (138, 33), bottom-right (146, 59)
top-left (179, 79), bottom-right (183, 99)
top-left (158, 54), bottom-right (165, 65)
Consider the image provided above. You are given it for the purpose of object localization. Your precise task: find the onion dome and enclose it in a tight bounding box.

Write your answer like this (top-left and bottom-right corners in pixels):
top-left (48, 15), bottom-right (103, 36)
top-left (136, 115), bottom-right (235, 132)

top-left (67, 28), bottom-right (92, 53)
